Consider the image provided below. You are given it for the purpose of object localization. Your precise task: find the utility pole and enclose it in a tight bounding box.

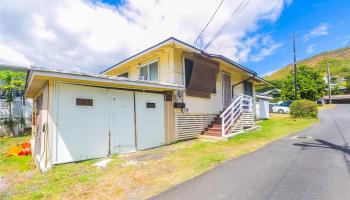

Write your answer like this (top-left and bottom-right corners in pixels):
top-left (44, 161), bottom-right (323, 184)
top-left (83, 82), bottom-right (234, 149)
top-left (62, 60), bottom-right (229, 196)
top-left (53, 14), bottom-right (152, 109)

top-left (327, 63), bottom-right (332, 104)
top-left (292, 33), bottom-right (297, 100)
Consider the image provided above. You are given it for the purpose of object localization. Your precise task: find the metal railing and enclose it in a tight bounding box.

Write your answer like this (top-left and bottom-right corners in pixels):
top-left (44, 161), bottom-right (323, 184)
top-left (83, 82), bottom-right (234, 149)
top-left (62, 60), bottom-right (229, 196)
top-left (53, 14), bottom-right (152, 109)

top-left (220, 94), bottom-right (252, 137)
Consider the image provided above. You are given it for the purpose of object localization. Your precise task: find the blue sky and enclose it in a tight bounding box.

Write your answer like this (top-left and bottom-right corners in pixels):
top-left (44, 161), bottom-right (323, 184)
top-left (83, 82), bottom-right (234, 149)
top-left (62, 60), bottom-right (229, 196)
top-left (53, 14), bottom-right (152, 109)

top-left (1, 0), bottom-right (349, 76)
top-left (244, 0), bottom-right (350, 76)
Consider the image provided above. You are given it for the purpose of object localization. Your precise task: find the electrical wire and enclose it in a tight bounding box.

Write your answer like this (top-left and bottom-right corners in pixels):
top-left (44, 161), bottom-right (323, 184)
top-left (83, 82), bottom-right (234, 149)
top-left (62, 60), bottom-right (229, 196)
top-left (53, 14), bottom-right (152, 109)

top-left (194, 0), bottom-right (225, 47)
top-left (203, 0), bottom-right (250, 51)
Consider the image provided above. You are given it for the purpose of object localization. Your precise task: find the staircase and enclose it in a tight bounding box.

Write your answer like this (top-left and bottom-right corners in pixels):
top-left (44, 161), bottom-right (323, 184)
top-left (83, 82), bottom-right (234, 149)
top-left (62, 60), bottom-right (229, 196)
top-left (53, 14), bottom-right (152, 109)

top-left (203, 112), bottom-right (255, 137)
top-left (203, 94), bottom-right (255, 138)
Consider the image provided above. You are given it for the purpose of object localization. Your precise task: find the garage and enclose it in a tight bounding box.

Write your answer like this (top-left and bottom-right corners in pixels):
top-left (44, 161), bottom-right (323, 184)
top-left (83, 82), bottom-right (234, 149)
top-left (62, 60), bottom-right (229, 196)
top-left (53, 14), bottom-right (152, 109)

top-left (26, 67), bottom-right (182, 171)
top-left (54, 83), bottom-right (166, 164)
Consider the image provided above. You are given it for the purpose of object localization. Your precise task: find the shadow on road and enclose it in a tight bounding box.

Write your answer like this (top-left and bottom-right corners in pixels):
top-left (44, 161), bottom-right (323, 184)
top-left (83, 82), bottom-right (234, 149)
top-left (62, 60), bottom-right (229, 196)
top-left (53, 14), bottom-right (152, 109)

top-left (294, 139), bottom-right (350, 176)
top-left (293, 139), bottom-right (350, 155)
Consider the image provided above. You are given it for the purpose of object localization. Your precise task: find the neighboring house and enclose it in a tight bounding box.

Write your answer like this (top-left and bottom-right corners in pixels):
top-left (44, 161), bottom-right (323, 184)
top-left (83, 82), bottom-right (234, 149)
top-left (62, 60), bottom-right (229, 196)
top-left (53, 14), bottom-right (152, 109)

top-left (257, 88), bottom-right (281, 98)
top-left (0, 64), bottom-right (32, 135)
top-left (25, 37), bottom-right (267, 171)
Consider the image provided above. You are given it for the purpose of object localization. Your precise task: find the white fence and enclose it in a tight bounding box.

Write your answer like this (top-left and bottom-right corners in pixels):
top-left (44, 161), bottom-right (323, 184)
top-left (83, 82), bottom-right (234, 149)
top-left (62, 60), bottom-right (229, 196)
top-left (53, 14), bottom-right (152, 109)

top-left (0, 99), bottom-right (32, 135)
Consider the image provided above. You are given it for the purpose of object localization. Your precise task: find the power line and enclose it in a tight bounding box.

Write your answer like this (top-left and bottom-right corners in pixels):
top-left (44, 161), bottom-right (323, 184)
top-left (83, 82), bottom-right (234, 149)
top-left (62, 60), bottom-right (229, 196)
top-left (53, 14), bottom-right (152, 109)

top-left (194, 0), bottom-right (225, 47)
top-left (203, 0), bottom-right (250, 51)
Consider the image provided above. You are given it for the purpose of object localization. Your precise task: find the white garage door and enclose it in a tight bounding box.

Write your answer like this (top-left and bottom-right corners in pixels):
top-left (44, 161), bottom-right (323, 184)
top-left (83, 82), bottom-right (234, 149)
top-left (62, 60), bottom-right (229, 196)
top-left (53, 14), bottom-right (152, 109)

top-left (109, 90), bottom-right (136, 154)
top-left (135, 93), bottom-right (164, 150)
top-left (55, 83), bottom-right (110, 164)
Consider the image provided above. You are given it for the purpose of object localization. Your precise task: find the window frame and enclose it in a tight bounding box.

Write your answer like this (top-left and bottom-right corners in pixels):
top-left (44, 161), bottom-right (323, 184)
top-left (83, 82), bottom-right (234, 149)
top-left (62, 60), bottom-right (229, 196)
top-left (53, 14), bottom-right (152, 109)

top-left (139, 60), bottom-right (159, 81)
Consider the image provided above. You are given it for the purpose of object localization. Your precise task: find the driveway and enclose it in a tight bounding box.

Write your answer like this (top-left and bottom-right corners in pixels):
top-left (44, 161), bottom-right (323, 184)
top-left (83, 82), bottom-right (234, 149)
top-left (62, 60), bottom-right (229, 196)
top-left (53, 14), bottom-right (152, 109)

top-left (153, 105), bottom-right (350, 200)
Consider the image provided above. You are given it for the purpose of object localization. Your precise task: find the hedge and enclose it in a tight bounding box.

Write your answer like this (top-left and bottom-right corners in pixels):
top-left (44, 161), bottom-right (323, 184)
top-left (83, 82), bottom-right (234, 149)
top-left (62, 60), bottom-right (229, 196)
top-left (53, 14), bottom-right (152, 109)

top-left (290, 100), bottom-right (318, 118)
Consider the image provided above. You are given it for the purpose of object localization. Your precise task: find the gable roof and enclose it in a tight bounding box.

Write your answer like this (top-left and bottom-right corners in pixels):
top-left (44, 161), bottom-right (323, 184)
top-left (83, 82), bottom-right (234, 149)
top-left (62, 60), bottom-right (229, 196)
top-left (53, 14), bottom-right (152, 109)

top-left (100, 37), bottom-right (268, 83)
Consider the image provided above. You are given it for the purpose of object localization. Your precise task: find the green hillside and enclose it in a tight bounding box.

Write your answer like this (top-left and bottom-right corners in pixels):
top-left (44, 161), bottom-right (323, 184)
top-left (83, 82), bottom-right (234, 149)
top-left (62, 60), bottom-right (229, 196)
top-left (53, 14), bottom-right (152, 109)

top-left (265, 47), bottom-right (350, 82)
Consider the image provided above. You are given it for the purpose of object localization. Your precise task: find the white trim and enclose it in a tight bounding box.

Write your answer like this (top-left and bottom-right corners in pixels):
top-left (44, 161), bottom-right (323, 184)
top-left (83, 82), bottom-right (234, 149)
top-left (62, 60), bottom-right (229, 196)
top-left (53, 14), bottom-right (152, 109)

top-left (53, 81), bottom-right (59, 164)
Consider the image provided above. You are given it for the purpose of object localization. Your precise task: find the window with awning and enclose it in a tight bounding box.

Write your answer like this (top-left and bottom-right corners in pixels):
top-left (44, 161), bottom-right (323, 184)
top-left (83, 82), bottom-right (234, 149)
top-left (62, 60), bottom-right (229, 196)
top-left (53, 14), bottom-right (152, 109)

top-left (184, 54), bottom-right (219, 98)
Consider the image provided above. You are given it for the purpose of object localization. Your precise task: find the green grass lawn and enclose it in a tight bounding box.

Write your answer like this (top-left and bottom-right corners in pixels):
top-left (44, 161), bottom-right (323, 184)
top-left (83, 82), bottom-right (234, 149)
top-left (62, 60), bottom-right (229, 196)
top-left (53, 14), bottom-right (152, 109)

top-left (1, 116), bottom-right (318, 200)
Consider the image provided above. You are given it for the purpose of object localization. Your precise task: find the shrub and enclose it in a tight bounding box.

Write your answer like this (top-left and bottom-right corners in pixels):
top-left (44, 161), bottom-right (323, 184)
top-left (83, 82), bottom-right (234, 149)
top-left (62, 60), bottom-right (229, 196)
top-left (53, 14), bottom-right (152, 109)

top-left (290, 100), bottom-right (318, 118)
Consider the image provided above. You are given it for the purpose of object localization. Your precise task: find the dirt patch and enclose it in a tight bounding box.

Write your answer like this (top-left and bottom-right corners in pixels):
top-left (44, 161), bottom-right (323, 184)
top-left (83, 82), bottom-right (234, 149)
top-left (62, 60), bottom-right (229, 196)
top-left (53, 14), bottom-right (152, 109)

top-left (133, 153), bottom-right (165, 162)
top-left (0, 177), bottom-right (9, 193)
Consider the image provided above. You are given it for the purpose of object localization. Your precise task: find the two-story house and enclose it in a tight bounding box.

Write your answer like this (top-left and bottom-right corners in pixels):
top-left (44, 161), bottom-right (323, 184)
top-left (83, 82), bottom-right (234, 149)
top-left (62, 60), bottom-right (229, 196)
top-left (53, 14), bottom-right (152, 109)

top-left (25, 37), bottom-right (267, 171)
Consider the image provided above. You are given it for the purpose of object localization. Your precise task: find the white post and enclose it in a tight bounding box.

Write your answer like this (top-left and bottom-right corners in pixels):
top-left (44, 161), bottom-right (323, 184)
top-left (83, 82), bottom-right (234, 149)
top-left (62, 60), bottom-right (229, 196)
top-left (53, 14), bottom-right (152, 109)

top-left (221, 115), bottom-right (225, 137)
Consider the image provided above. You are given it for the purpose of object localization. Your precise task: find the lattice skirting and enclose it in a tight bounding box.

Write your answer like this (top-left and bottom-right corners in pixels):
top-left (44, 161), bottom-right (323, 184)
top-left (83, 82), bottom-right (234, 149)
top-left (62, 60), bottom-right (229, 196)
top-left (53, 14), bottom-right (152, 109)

top-left (174, 113), bottom-right (216, 141)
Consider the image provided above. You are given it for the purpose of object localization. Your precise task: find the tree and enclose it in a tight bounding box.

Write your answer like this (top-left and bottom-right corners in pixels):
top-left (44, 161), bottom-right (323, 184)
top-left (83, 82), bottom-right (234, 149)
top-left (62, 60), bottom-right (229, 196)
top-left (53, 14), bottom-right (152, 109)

top-left (281, 65), bottom-right (327, 101)
top-left (0, 70), bottom-right (26, 136)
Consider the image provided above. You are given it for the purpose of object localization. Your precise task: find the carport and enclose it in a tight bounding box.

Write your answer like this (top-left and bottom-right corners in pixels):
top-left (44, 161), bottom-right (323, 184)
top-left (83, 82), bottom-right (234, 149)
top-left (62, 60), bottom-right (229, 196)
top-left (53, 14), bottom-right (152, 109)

top-left (25, 67), bottom-right (183, 171)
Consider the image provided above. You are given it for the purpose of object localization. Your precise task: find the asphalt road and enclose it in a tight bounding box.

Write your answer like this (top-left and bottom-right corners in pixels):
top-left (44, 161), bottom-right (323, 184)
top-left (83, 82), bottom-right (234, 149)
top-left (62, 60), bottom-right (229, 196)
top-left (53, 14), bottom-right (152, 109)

top-left (153, 105), bottom-right (350, 200)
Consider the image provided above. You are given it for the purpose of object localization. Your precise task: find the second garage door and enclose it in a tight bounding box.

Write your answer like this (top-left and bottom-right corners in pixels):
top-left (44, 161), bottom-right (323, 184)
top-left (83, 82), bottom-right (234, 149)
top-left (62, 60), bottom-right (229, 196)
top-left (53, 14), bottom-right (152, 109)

top-left (135, 92), bottom-right (164, 150)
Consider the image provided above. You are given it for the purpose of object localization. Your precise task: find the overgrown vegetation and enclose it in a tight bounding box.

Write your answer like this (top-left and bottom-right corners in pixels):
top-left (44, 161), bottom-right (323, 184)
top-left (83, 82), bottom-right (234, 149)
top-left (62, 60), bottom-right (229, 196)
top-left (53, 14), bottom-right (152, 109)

top-left (290, 100), bottom-right (318, 118)
top-left (1, 117), bottom-right (318, 200)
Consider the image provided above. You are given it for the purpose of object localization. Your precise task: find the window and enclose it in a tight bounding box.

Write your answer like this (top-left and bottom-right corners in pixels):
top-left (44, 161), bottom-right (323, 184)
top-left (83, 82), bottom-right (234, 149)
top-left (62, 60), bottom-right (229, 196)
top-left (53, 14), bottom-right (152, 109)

top-left (184, 58), bottom-right (193, 88)
top-left (139, 61), bottom-right (158, 81)
top-left (184, 58), bottom-right (216, 94)
top-left (76, 98), bottom-right (93, 106)
top-left (118, 72), bottom-right (129, 78)
top-left (243, 81), bottom-right (253, 96)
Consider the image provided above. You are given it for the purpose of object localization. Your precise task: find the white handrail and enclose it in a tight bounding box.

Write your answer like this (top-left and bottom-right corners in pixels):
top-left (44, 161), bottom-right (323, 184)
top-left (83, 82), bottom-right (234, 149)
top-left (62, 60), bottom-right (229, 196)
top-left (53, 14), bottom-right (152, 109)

top-left (220, 94), bottom-right (253, 137)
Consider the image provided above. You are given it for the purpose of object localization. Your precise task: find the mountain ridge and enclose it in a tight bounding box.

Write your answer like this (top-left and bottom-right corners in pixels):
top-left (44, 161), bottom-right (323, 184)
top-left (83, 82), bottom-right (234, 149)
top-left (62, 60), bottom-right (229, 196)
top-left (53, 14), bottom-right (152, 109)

top-left (265, 47), bottom-right (350, 81)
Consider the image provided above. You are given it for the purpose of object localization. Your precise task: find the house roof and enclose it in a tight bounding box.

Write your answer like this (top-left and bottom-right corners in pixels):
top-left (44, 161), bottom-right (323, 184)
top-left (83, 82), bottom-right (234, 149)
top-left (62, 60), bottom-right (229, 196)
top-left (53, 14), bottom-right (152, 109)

top-left (100, 37), bottom-right (269, 84)
top-left (25, 66), bottom-right (184, 98)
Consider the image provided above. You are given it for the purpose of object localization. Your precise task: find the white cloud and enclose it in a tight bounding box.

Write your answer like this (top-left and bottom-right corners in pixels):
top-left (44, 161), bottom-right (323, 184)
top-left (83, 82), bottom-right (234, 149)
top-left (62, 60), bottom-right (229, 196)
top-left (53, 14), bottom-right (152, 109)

top-left (0, 0), bottom-right (290, 72)
top-left (263, 69), bottom-right (277, 77)
top-left (250, 35), bottom-right (283, 62)
top-left (0, 44), bottom-right (33, 66)
top-left (304, 23), bottom-right (329, 41)
top-left (306, 44), bottom-right (315, 54)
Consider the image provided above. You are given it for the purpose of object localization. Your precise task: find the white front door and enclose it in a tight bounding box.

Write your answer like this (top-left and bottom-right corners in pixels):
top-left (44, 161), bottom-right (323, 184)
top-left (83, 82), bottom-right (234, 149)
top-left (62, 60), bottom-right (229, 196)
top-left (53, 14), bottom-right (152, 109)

top-left (109, 90), bottom-right (136, 154)
top-left (135, 92), bottom-right (164, 150)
